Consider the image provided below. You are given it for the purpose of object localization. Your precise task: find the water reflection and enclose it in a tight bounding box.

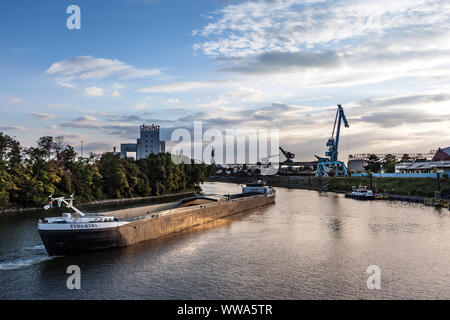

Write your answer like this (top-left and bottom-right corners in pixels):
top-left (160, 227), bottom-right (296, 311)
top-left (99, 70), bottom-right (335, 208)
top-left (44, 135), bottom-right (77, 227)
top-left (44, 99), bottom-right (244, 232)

top-left (328, 218), bottom-right (344, 238)
top-left (1, 182), bottom-right (450, 299)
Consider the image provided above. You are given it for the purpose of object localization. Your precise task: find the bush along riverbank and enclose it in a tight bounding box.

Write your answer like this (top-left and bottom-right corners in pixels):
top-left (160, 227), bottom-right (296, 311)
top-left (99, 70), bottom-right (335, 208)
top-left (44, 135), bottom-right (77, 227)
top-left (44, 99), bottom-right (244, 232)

top-left (0, 190), bottom-right (198, 214)
top-left (208, 175), bottom-right (449, 199)
top-left (0, 133), bottom-right (207, 211)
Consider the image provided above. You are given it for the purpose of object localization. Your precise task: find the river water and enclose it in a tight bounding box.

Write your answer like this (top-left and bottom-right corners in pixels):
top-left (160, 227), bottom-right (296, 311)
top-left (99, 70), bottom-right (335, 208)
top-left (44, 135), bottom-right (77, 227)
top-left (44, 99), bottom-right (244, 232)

top-left (1, 182), bottom-right (450, 299)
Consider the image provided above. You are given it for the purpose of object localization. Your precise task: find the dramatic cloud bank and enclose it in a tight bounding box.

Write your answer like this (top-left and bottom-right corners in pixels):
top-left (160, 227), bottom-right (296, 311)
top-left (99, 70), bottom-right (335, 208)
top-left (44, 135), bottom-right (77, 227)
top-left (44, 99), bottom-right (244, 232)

top-left (194, 0), bottom-right (450, 88)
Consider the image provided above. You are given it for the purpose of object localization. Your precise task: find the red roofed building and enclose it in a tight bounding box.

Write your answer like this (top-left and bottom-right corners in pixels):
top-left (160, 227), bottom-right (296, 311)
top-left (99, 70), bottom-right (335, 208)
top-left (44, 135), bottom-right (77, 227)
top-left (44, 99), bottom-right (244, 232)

top-left (432, 147), bottom-right (450, 161)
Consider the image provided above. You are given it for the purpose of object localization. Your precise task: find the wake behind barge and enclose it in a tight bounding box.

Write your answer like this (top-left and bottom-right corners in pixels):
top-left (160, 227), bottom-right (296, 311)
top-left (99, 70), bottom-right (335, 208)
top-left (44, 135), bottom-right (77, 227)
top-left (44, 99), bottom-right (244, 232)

top-left (38, 183), bottom-right (276, 256)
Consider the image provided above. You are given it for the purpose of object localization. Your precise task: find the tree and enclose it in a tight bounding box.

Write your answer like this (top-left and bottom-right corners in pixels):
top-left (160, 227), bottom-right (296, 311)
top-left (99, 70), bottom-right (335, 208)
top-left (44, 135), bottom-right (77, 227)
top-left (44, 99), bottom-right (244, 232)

top-left (0, 169), bottom-right (13, 207)
top-left (7, 138), bottom-right (22, 169)
top-left (0, 133), bottom-right (206, 209)
top-left (37, 136), bottom-right (54, 160)
top-left (98, 152), bottom-right (129, 199)
top-left (364, 154), bottom-right (381, 173)
top-left (382, 154), bottom-right (397, 173)
top-left (53, 136), bottom-right (67, 160)
top-left (25, 147), bottom-right (47, 178)
top-left (401, 154), bottom-right (411, 162)
top-left (0, 132), bottom-right (10, 161)
top-left (0, 151), bottom-right (14, 207)
top-left (59, 145), bottom-right (77, 166)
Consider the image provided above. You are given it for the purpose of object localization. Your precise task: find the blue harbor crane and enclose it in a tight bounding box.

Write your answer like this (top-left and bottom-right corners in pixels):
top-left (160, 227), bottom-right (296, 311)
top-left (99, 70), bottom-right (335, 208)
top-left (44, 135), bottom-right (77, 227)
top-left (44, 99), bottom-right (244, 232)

top-left (315, 104), bottom-right (349, 176)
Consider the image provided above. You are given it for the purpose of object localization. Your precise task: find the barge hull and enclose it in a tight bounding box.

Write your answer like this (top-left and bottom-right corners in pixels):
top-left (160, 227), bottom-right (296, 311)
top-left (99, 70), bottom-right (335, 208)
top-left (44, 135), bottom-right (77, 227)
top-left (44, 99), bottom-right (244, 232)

top-left (38, 227), bottom-right (126, 256)
top-left (119, 193), bottom-right (275, 246)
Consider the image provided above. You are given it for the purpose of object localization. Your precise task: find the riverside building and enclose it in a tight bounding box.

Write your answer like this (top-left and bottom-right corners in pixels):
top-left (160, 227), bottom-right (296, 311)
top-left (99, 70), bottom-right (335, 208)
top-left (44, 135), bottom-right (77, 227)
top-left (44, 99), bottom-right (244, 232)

top-left (120, 124), bottom-right (165, 159)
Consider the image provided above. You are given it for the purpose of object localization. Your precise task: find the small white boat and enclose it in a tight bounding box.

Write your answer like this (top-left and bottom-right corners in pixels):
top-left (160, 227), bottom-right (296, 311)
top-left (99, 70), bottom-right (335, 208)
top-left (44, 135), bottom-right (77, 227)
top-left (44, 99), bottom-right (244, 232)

top-left (345, 186), bottom-right (375, 200)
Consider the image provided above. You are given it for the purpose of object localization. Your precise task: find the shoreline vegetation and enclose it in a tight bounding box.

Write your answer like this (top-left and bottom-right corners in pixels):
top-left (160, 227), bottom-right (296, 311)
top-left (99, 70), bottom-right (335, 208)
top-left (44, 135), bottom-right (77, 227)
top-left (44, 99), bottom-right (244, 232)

top-left (2, 132), bottom-right (447, 212)
top-left (0, 133), bottom-right (207, 211)
top-left (208, 175), bottom-right (449, 199)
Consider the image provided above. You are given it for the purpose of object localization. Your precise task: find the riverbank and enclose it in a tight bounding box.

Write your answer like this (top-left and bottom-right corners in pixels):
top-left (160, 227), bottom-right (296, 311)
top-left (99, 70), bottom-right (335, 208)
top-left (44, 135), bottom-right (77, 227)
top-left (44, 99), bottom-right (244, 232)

top-left (208, 175), bottom-right (449, 202)
top-left (0, 190), bottom-right (198, 214)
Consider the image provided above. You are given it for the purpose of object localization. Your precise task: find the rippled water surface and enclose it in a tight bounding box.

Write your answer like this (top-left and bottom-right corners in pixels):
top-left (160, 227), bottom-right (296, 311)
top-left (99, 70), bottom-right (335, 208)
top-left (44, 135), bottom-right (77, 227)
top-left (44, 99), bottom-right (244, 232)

top-left (1, 182), bottom-right (450, 299)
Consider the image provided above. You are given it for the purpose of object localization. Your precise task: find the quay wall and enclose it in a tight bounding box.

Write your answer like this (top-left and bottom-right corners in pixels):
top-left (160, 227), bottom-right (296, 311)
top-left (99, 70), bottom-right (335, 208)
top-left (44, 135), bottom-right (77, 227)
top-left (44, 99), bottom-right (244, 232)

top-left (208, 175), bottom-right (326, 191)
top-left (208, 175), bottom-right (450, 199)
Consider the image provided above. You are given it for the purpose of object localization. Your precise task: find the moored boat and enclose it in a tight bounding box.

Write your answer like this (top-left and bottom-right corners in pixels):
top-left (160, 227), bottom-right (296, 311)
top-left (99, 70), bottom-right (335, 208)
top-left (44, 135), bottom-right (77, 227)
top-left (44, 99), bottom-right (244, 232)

top-left (345, 185), bottom-right (375, 200)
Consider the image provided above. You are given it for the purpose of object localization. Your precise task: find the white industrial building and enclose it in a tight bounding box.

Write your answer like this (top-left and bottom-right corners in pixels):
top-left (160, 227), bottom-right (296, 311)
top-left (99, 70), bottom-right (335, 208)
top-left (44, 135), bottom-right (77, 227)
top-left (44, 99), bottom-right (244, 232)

top-left (395, 161), bottom-right (450, 175)
top-left (120, 124), bottom-right (165, 159)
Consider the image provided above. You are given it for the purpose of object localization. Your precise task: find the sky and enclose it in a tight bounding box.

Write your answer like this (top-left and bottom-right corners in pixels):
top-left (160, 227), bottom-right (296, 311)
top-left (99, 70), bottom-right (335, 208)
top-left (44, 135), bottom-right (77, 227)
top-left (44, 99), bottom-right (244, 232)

top-left (0, 0), bottom-right (449, 161)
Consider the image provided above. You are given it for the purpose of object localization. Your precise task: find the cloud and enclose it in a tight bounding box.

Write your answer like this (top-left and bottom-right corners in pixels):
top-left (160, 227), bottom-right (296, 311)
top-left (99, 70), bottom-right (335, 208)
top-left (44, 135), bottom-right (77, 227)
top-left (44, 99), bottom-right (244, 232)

top-left (31, 88), bottom-right (448, 161)
top-left (193, 0), bottom-right (450, 88)
top-left (165, 106), bottom-right (186, 111)
top-left (29, 112), bottom-right (56, 119)
top-left (344, 93), bottom-right (450, 129)
top-left (198, 86), bottom-right (264, 109)
top-left (0, 126), bottom-right (27, 131)
top-left (356, 111), bottom-right (444, 128)
top-left (166, 98), bottom-right (180, 104)
top-left (356, 93), bottom-right (450, 109)
top-left (215, 45), bottom-right (450, 87)
top-left (194, 0), bottom-right (449, 57)
top-left (135, 102), bottom-right (149, 110)
top-left (178, 102), bottom-right (311, 128)
top-left (57, 80), bottom-right (121, 98)
top-left (46, 56), bottom-right (161, 81)
top-left (172, 90), bottom-right (450, 159)
top-left (139, 81), bottom-right (217, 93)
top-left (61, 116), bottom-right (102, 129)
top-left (56, 81), bottom-right (78, 90)
top-left (54, 112), bottom-right (175, 140)
top-left (82, 142), bottom-right (114, 153)
top-left (220, 87), bottom-right (263, 102)
top-left (219, 50), bottom-right (342, 73)
top-left (78, 109), bottom-right (116, 117)
top-left (84, 86), bottom-right (105, 97)
top-left (178, 111), bottom-right (209, 122)
top-left (108, 115), bottom-right (142, 122)
top-left (8, 98), bottom-right (22, 104)
top-left (128, 0), bottom-right (162, 3)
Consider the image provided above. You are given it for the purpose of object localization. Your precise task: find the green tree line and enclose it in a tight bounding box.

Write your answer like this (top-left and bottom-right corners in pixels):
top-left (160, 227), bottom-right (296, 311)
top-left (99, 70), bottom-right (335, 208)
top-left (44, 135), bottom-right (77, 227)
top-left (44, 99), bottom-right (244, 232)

top-left (363, 153), bottom-right (412, 173)
top-left (0, 133), bottom-right (206, 209)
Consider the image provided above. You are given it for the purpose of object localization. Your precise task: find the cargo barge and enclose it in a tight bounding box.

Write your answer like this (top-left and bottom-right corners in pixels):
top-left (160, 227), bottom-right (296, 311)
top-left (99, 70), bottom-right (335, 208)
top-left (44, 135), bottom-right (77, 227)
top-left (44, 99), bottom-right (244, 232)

top-left (38, 183), bottom-right (276, 256)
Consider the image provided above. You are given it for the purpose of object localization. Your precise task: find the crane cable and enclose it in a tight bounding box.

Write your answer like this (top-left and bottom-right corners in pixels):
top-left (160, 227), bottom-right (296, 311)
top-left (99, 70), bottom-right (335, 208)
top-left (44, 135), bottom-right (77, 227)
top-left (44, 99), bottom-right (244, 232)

top-left (346, 135), bottom-right (349, 158)
top-left (331, 108), bottom-right (338, 138)
top-left (346, 133), bottom-right (351, 164)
